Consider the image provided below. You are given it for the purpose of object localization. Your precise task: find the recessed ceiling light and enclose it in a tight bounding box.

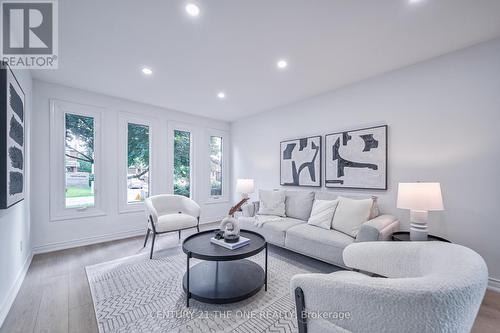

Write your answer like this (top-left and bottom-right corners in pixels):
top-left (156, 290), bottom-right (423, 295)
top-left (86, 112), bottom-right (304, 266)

top-left (217, 92), bottom-right (226, 99)
top-left (141, 67), bottom-right (153, 75)
top-left (185, 3), bottom-right (200, 17)
top-left (409, 0), bottom-right (423, 4)
top-left (277, 60), bottom-right (288, 69)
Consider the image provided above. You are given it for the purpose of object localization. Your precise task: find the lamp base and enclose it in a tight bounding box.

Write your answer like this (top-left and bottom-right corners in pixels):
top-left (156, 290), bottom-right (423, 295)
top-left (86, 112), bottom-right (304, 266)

top-left (409, 210), bottom-right (428, 241)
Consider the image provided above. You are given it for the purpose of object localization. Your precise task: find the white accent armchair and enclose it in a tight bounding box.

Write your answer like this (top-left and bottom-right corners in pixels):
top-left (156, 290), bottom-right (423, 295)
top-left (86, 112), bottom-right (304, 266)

top-left (144, 194), bottom-right (201, 259)
top-left (291, 241), bottom-right (488, 333)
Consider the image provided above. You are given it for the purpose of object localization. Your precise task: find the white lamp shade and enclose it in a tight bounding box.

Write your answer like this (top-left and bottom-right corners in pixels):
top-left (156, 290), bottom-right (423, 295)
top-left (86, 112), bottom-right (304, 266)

top-left (397, 182), bottom-right (444, 211)
top-left (236, 179), bottom-right (255, 194)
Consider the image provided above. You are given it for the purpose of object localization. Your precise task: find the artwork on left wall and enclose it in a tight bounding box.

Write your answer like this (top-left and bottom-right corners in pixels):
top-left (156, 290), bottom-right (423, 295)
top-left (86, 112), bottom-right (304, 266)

top-left (0, 62), bottom-right (25, 208)
top-left (280, 136), bottom-right (321, 187)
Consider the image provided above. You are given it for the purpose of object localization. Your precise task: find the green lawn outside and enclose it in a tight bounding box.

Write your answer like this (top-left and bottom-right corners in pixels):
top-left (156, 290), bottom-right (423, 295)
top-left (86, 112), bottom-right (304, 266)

top-left (66, 186), bottom-right (93, 198)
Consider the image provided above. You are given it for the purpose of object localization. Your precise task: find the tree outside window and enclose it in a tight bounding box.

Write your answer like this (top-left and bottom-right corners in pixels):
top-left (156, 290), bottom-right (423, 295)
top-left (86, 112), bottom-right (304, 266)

top-left (209, 136), bottom-right (223, 196)
top-left (174, 130), bottom-right (191, 197)
top-left (127, 123), bottom-right (150, 203)
top-left (65, 113), bottom-right (95, 208)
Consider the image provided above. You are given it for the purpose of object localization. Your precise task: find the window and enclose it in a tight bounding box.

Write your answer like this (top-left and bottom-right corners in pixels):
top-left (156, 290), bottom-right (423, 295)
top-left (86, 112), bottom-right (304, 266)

top-left (173, 129), bottom-right (191, 197)
top-left (127, 123), bottom-right (150, 203)
top-left (50, 100), bottom-right (104, 221)
top-left (206, 128), bottom-right (228, 203)
top-left (65, 113), bottom-right (95, 208)
top-left (118, 113), bottom-right (154, 213)
top-left (209, 136), bottom-right (223, 197)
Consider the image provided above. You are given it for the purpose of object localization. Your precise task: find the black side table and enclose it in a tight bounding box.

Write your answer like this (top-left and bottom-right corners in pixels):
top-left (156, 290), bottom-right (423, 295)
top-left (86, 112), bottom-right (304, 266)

top-left (392, 231), bottom-right (451, 243)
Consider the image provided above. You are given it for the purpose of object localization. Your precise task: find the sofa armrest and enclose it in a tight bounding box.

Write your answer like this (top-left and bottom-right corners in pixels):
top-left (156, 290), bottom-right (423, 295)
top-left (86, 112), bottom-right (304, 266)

top-left (241, 201), bottom-right (259, 217)
top-left (355, 215), bottom-right (399, 242)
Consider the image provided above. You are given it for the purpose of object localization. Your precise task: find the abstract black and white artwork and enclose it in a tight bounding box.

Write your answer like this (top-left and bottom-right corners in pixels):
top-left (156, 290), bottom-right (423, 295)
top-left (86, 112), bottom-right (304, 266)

top-left (325, 125), bottom-right (387, 190)
top-left (0, 63), bottom-right (25, 208)
top-left (280, 136), bottom-right (321, 187)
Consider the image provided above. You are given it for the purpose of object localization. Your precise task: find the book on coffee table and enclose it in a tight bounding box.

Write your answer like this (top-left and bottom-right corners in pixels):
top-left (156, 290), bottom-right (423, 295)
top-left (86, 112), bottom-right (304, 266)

top-left (210, 236), bottom-right (250, 250)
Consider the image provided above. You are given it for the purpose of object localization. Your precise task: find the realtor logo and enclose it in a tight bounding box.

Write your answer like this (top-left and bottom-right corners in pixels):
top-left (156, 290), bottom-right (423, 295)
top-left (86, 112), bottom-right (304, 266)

top-left (1, 0), bottom-right (58, 68)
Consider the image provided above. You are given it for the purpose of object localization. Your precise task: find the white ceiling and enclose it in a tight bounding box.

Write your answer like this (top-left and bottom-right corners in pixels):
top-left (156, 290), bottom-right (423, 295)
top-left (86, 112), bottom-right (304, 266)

top-left (32, 0), bottom-right (500, 122)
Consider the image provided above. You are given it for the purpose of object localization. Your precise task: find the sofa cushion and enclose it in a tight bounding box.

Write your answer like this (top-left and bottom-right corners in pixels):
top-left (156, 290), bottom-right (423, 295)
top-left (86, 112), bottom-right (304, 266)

top-left (332, 196), bottom-right (373, 237)
top-left (285, 190), bottom-right (315, 221)
top-left (239, 216), bottom-right (305, 246)
top-left (314, 192), bottom-right (380, 219)
top-left (307, 199), bottom-right (339, 230)
top-left (258, 189), bottom-right (286, 217)
top-left (285, 224), bottom-right (354, 266)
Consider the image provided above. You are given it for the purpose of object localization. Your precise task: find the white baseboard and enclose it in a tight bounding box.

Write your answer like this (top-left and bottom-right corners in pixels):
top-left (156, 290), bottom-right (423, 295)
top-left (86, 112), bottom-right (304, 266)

top-left (200, 215), bottom-right (225, 224)
top-left (488, 277), bottom-right (500, 293)
top-left (32, 228), bottom-right (145, 254)
top-left (0, 251), bottom-right (33, 328)
top-left (32, 216), bottom-right (224, 255)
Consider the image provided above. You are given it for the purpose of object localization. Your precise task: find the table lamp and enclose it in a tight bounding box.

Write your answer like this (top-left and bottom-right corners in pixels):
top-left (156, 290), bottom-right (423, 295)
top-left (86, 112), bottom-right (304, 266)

top-left (236, 179), bottom-right (255, 199)
top-left (228, 179), bottom-right (255, 216)
top-left (397, 182), bottom-right (444, 241)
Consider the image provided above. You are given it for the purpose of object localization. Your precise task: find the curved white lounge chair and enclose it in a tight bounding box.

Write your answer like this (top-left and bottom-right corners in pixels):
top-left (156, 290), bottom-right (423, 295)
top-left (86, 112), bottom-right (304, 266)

top-left (144, 194), bottom-right (200, 259)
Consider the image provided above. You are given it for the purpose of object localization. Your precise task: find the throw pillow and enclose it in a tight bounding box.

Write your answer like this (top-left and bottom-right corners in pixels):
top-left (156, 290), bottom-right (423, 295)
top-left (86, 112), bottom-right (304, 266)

top-left (285, 191), bottom-right (315, 221)
top-left (307, 199), bottom-right (339, 230)
top-left (332, 196), bottom-right (373, 237)
top-left (315, 193), bottom-right (379, 219)
top-left (258, 189), bottom-right (286, 217)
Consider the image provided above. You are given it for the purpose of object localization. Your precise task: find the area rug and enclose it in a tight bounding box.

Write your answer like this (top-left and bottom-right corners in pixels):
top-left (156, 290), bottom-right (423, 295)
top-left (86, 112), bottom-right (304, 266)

top-left (86, 246), bottom-right (329, 333)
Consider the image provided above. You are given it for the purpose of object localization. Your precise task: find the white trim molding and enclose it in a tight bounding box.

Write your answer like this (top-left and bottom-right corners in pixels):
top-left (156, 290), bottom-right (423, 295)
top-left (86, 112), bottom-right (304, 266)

top-left (32, 218), bottom-right (223, 255)
top-left (199, 215), bottom-right (225, 225)
top-left (0, 252), bottom-right (33, 327)
top-left (32, 228), bottom-right (145, 254)
top-left (488, 277), bottom-right (500, 293)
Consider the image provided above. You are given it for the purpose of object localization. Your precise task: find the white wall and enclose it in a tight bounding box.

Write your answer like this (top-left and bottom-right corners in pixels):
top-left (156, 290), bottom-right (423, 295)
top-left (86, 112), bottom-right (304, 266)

top-left (0, 69), bottom-right (32, 324)
top-left (31, 80), bottom-right (231, 252)
top-left (231, 38), bottom-right (500, 283)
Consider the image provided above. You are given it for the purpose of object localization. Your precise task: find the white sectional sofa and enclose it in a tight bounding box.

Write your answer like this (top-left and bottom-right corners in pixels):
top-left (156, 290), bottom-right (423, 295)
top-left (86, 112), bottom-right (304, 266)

top-left (238, 190), bottom-right (400, 267)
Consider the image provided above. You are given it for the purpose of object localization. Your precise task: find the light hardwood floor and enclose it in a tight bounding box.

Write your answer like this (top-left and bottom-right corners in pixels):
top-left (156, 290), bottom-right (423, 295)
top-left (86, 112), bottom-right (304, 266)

top-left (1, 225), bottom-right (499, 333)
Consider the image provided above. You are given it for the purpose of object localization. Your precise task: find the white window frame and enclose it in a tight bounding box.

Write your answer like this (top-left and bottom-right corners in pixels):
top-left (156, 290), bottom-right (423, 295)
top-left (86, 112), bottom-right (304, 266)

top-left (206, 128), bottom-right (229, 204)
top-left (168, 122), bottom-right (196, 200)
top-left (49, 99), bottom-right (105, 221)
top-left (118, 112), bottom-right (155, 214)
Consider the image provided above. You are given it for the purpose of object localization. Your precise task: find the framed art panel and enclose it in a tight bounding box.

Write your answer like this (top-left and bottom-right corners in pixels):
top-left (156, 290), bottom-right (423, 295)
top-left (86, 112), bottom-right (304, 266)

top-left (325, 125), bottom-right (387, 190)
top-left (280, 135), bottom-right (321, 187)
top-left (0, 62), bottom-right (25, 208)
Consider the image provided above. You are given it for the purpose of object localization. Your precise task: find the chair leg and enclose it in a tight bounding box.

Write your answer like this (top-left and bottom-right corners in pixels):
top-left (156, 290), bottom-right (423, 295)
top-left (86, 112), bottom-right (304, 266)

top-left (196, 225), bottom-right (200, 232)
top-left (149, 232), bottom-right (156, 259)
top-left (143, 228), bottom-right (150, 248)
top-left (178, 230), bottom-right (181, 240)
top-left (295, 287), bottom-right (307, 333)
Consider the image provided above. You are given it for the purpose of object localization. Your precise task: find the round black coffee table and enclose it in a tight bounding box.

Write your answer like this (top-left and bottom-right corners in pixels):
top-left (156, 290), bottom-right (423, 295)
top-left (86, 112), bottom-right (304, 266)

top-left (182, 229), bottom-right (267, 307)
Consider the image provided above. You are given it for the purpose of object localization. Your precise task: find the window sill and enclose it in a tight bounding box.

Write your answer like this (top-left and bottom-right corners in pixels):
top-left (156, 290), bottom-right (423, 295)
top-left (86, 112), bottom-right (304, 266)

top-left (205, 198), bottom-right (229, 205)
top-left (50, 209), bottom-right (106, 222)
top-left (118, 202), bottom-right (146, 214)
